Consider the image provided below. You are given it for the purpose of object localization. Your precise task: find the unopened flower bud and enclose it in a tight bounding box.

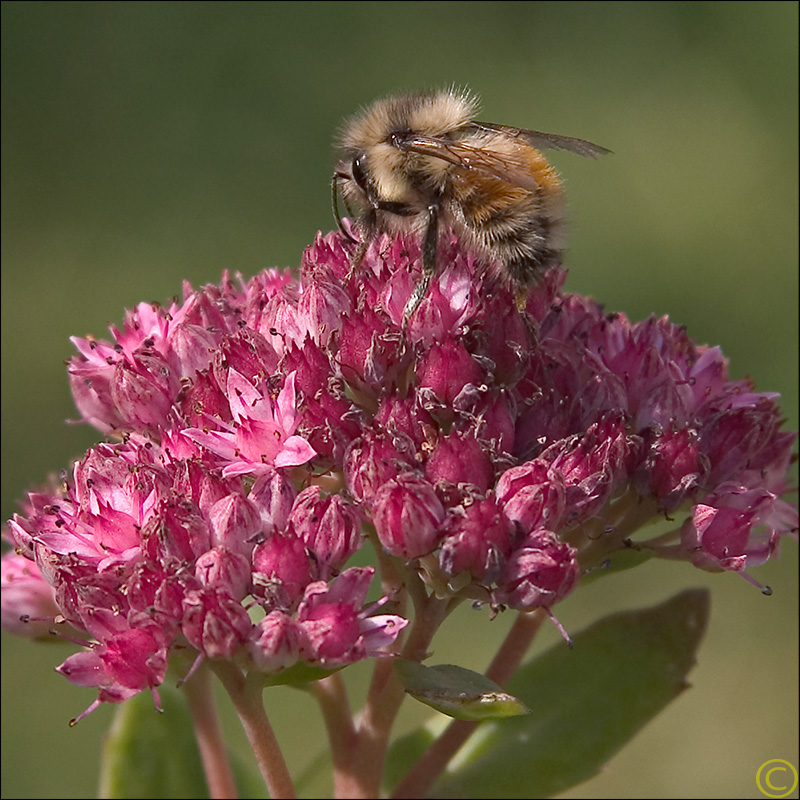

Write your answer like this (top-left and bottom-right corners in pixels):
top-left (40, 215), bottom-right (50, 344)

top-left (637, 427), bottom-right (704, 512)
top-left (195, 546), bottom-right (251, 600)
top-left (141, 498), bottom-right (211, 563)
top-left (247, 610), bottom-right (307, 673)
top-left (212, 328), bottom-right (278, 388)
top-left (344, 429), bottom-right (417, 505)
top-left (416, 338), bottom-right (484, 410)
top-left (251, 531), bottom-right (313, 608)
top-left (248, 469), bottom-right (297, 536)
top-left (372, 474), bottom-right (445, 559)
top-left (0, 552), bottom-right (61, 637)
top-left (424, 430), bottom-right (495, 494)
top-left (112, 353), bottom-right (178, 431)
top-left (289, 486), bottom-right (361, 575)
top-left (439, 496), bottom-right (516, 584)
top-left (495, 529), bottom-right (579, 610)
top-left (207, 494), bottom-right (262, 556)
top-left (181, 588), bottom-right (252, 659)
top-left (495, 459), bottom-right (566, 533)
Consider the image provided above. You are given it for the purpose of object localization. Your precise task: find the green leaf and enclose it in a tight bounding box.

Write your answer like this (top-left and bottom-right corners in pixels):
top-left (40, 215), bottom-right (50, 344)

top-left (382, 719), bottom-right (441, 794)
top-left (386, 588), bottom-right (710, 799)
top-left (230, 749), bottom-right (270, 799)
top-left (394, 660), bottom-right (530, 721)
top-left (263, 661), bottom-right (342, 687)
top-left (294, 748), bottom-right (333, 798)
top-left (99, 685), bottom-right (209, 799)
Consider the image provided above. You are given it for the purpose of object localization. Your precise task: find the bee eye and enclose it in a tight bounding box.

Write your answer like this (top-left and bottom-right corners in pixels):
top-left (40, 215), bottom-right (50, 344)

top-left (352, 155), bottom-right (369, 192)
top-left (388, 130), bottom-right (411, 146)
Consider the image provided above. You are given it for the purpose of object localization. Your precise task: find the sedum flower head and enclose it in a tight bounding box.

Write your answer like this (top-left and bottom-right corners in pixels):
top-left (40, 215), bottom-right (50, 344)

top-left (2, 228), bottom-right (797, 719)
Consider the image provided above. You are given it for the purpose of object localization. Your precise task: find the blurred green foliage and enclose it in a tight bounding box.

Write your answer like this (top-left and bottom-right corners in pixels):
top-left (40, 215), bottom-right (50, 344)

top-left (2, 2), bottom-right (796, 798)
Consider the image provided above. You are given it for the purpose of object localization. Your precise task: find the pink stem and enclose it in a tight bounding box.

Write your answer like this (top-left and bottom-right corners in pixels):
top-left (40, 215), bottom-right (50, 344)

top-left (312, 672), bottom-right (359, 797)
top-left (183, 664), bottom-right (238, 799)
top-left (335, 591), bottom-right (453, 798)
top-left (212, 661), bottom-right (297, 799)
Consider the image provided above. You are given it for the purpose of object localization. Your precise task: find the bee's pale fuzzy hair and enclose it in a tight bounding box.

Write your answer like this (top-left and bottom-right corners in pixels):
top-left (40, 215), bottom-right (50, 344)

top-left (339, 87), bottom-right (479, 151)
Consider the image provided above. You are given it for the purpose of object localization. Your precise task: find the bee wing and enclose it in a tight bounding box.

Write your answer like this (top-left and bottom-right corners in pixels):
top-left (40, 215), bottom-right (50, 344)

top-left (473, 122), bottom-right (611, 159)
top-left (396, 135), bottom-right (546, 191)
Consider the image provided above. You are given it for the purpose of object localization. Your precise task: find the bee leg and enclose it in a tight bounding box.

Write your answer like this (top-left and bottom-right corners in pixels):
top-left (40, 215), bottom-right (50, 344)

top-left (345, 235), bottom-right (370, 282)
top-left (345, 209), bottom-right (376, 282)
top-left (402, 203), bottom-right (439, 327)
top-left (514, 284), bottom-right (528, 311)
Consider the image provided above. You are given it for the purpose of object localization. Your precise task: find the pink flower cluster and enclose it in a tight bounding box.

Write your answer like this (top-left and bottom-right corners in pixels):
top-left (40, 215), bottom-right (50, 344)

top-left (2, 227), bottom-right (796, 718)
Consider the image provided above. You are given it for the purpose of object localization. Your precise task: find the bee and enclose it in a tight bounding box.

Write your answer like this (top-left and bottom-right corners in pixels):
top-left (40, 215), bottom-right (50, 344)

top-left (332, 87), bottom-right (609, 321)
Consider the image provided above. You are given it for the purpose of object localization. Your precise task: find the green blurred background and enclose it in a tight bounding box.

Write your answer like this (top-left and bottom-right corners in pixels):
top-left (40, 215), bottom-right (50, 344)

top-left (2, 2), bottom-right (797, 798)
